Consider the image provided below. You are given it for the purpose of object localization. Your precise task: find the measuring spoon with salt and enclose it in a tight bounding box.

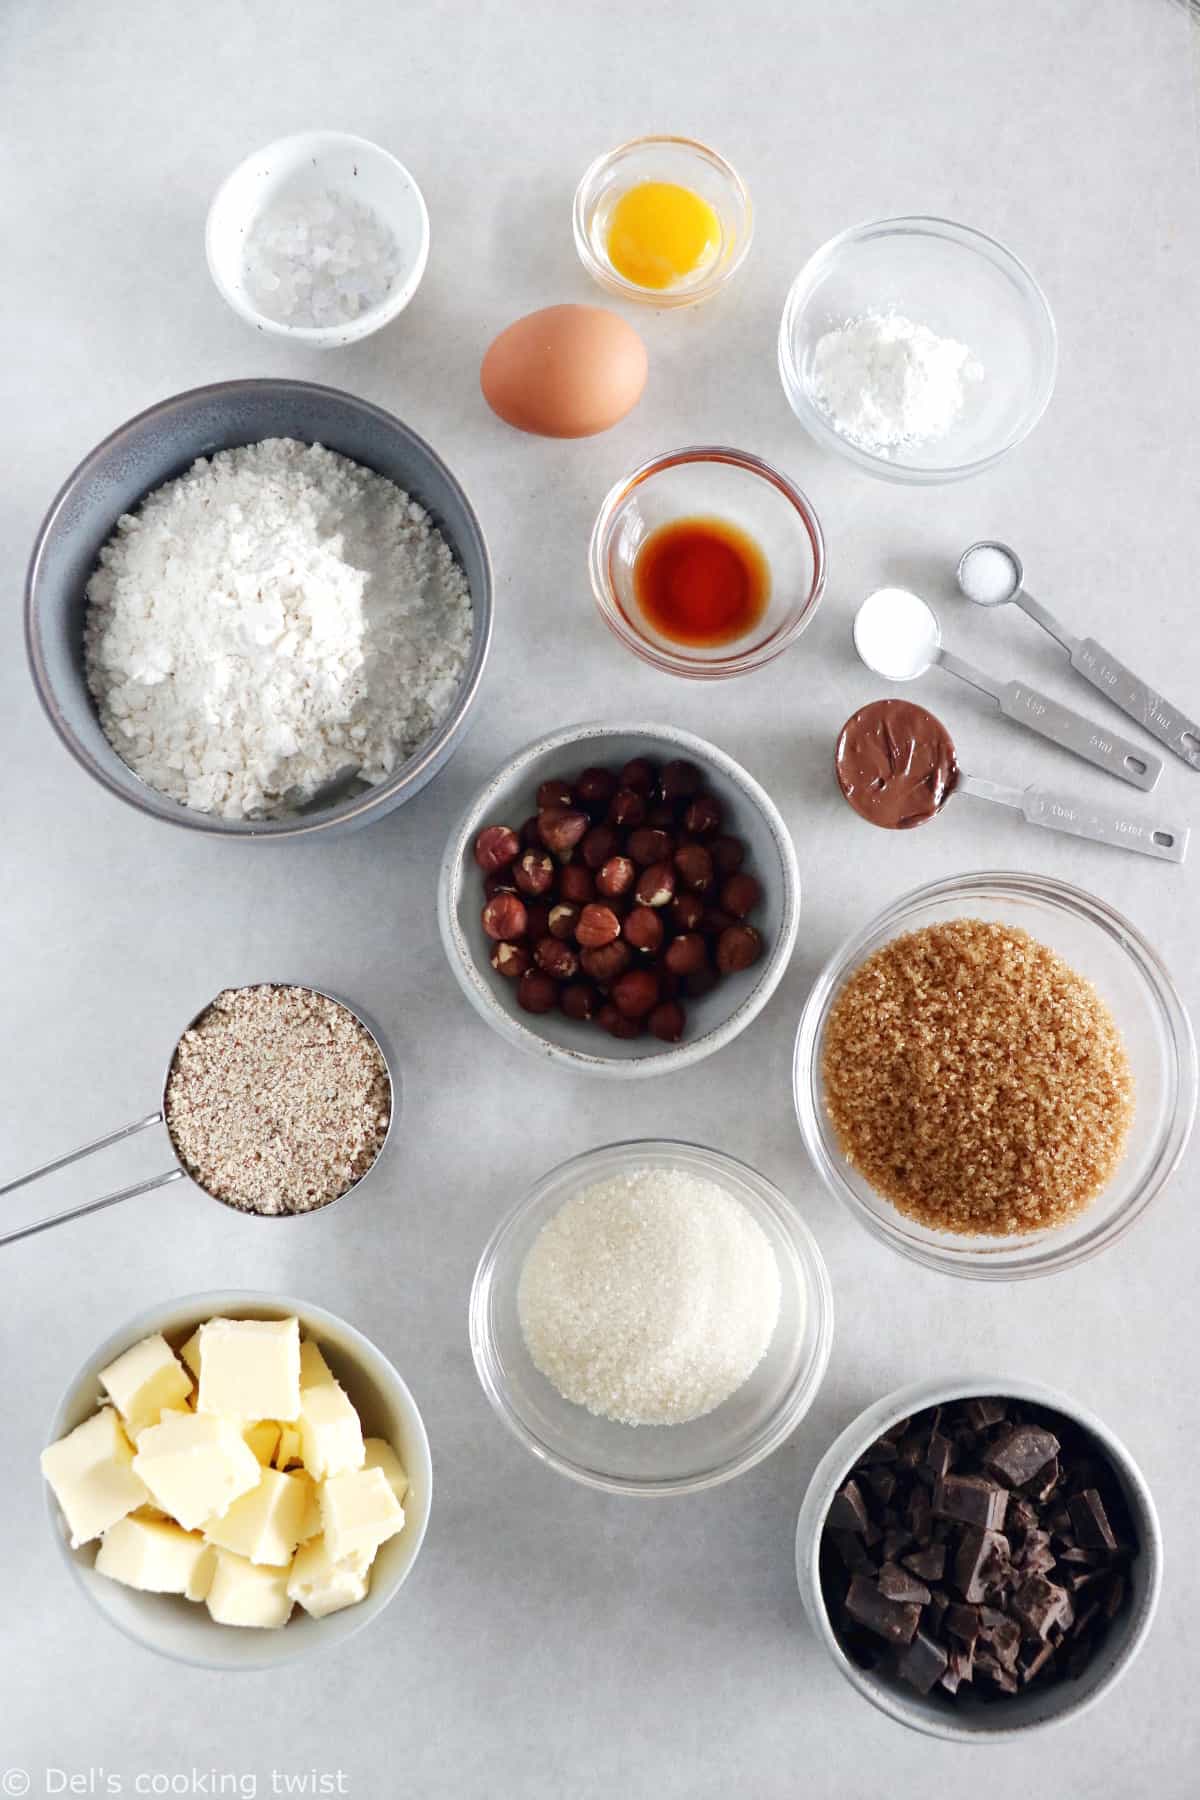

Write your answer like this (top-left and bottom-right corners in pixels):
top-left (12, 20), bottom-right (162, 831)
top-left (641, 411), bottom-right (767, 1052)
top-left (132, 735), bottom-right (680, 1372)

top-left (853, 588), bottom-right (1161, 791)
top-left (956, 541), bottom-right (1200, 772)
top-left (835, 698), bottom-right (1188, 862)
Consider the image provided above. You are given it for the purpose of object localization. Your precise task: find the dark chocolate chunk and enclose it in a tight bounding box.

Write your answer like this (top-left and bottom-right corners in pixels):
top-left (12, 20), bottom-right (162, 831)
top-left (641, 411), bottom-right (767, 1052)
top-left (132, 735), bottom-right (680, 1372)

top-left (866, 1467), bottom-right (897, 1506)
top-left (826, 1478), bottom-right (871, 1535)
top-left (895, 1629), bottom-right (948, 1694)
top-left (829, 1529), bottom-right (872, 1573)
top-left (1101, 1573), bottom-right (1126, 1621)
top-left (978, 1611), bottom-right (1021, 1671)
top-left (944, 1602), bottom-right (980, 1645)
top-left (901, 1543), bottom-right (945, 1583)
top-left (1011, 1574), bottom-right (1071, 1641)
top-left (844, 1573), bottom-right (921, 1645)
top-left (923, 1430), bottom-right (954, 1481)
top-left (1032, 1457), bottom-right (1061, 1503)
top-left (1068, 1488), bottom-right (1119, 1552)
top-left (880, 1525), bottom-right (914, 1563)
top-left (878, 1561), bottom-right (931, 1605)
top-left (983, 1424), bottom-right (1061, 1488)
top-left (907, 1483), bottom-right (932, 1540)
top-left (1008, 1497), bottom-right (1039, 1535)
top-left (941, 1643), bottom-right (975, 1693)
top-left (955, 1529), bottom-right (1009, 1604)
top-left (966, 1397), bottom-right (1008, 1431)
top-left (1019, 1640), bottom-right (1056, 1684)
top-left (933, 1473), bottom-right (1008, 1531)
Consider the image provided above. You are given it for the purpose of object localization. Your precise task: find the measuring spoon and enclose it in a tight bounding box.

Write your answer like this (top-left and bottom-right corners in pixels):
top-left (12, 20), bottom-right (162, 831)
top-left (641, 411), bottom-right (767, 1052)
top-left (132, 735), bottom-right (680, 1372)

top-left (0, 983), bottom-right (397, 1249)
top-left (853, 588), bottom-right (1161, 791)
top-left (956, 541), bottom-right (1200, 772)
top-left (835, 698), bottom-right (1188, 862)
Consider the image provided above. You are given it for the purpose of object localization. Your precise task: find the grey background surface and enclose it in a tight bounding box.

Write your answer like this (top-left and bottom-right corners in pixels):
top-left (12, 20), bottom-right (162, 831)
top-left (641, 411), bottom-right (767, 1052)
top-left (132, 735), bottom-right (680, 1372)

top-left (3, 1), bottom-right (1198, 1794)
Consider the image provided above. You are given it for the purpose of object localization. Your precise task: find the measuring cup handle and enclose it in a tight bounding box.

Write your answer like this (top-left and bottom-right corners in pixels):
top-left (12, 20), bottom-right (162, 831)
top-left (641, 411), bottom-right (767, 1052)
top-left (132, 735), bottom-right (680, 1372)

top-left (998, 683), bottom-right (1163, 791)
top-left (1021, 788), bottom-right (1189, 863)
top-left (0, 1110), bottom-right (165, 1199)
top-left (0, 1166), bottom-right (186, 1249)
top-left (1070, 639), bottom-right (1200, 772)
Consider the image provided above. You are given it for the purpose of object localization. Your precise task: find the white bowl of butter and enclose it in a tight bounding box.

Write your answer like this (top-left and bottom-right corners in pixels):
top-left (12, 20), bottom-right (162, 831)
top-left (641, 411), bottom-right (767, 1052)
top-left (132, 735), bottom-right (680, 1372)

top-left (42, 1292), bottom-right (432, 1668)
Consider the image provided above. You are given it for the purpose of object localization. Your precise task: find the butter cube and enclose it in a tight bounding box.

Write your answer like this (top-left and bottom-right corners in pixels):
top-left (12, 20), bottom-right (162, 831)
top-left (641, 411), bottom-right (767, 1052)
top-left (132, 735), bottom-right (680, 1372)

top-left (244, 1422), bottom-right (281, 1466)
top-left (320, 1466), bottom-right (405, 1564)
top-left (363, 1438), bottom-right (409, 1506)
top-left (288, 1535), bottom-right (370, 1620)
top-left (132, 1411), bottom-right (260, 1532)
top-left (180, 1330), bottom-right (203, 1378)
top-left (298, 1381), bottom-right (364, 1480)
top-left (41, 1408), bottom-right (150, 1548)
top-left (98, 1333), bottom-right (192, 1436)
top-left (203, 1467), bottom-right (309, 1566)
top-left (198, 1317), bottom-right (301, 1423)
top-left (293, 1470), bottom-right (322, 1544)
top-left (130, 1404), bottom-right (191, 1445)
top-left (299, 1338), bottom-right (336, 1389)
top-left (274, 1425), bottom-right (302, 1471)
top-left (95, 1515), bottom-right (215, 1601)
top-left (206, 1550), bottom-right (293, 1629)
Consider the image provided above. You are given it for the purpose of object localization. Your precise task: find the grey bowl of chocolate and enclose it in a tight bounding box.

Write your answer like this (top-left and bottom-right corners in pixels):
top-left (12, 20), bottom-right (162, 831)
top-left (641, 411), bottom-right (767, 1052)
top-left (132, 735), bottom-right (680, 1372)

top-left (795, 1377), bottom-right (1161, 1740)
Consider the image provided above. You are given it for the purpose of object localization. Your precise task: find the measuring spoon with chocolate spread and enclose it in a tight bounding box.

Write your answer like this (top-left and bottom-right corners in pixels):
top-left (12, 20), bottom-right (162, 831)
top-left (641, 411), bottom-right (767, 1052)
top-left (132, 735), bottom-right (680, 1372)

top-left (835, 699), bottom-right (1188, 862)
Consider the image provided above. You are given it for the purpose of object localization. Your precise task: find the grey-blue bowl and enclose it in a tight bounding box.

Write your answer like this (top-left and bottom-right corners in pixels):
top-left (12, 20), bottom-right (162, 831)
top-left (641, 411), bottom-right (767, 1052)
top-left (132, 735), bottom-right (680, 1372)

top-left (25, 379), bottom-right (493, 839)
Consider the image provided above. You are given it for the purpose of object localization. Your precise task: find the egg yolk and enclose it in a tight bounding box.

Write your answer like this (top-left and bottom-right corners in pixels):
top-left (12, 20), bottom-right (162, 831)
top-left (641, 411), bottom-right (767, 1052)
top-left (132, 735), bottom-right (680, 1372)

top-left (605, 181), bottom-right (721, 291)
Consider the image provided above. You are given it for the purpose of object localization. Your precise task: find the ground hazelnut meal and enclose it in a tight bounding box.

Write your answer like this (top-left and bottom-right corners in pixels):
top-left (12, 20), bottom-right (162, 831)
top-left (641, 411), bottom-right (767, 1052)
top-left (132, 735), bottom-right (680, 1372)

top-left (84, 438), bottom-right (472, 820)
top-left (517, 1167), bottom-right (782, 1427)
top-left (164, 986), bottom-right (391, 1216)
top-left (821, 920), bottom-right (1135, 1237)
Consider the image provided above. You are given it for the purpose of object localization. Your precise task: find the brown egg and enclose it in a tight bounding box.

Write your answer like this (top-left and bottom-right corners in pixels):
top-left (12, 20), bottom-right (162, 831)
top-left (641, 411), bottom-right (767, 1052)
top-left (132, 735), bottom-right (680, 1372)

top-left (480, 303), bottom-right (648, 438)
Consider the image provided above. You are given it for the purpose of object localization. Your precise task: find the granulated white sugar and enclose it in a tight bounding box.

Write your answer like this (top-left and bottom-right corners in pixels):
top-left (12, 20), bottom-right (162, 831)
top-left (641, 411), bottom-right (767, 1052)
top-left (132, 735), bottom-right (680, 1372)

top-left (517, 1166), bottom-right (782, 1428)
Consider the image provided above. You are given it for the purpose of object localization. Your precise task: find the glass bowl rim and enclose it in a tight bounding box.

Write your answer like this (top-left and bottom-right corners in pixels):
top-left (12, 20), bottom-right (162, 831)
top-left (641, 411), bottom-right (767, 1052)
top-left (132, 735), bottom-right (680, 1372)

top-left (572, 133), bottom-right (754, 308)
top-left (792, 869), bottom-right (1197, 1280)
top-left (587, 444), bottom-right (828, 679)
top-left (777, 213), bottom-right (1059, 484)
top-left (469, 1137), bottom-right (835, 1496)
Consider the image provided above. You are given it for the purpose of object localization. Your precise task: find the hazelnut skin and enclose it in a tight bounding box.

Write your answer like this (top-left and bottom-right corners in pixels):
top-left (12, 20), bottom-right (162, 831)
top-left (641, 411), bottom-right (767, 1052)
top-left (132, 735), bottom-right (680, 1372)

top-left (491, 941), bottom-right (531, 979)
top-left (611, 968), bottom-right (660, 1019)
top-left (537, 778), bottom-right (574, 811)
top-left (721, 873), bottom-right (762, 918)
top-left (664, 932), bottom-right (708, 976)
top-left (683, 795), bottom-right (722, 836)
top-left (537, 806), bottom-right (589, 858)
top-left (560, 982), bottom-right (599, 1022)
top-left (581, 824), bottom-right (620, 870)
top-left (484, 871), bottom-right (518, 899)
top-left (520, 815), bottom-right (544, 849)
top-left (701, 907), bottom-right (735, 938)
top-left (513, 849), bottom-right (554, 896)
top-left (674, 843), bottom-right (714, 894)
top-left (608, 787), bottom-right (648, 830)
top-left (717, 924), bottom-right (762, 973)
top-left (648, 1000), bottom-right (686, 1043)
top-left (548, 903), bottom-right (581, 941)
top-left (474, 825), bottom-right (520, 873)
top-left (575, 902), bottom-right (622, 948)
top-left (596, 855), bottom-right (636, 898)
top-left (581, 940), bottom-right (632, 985)
top-left (659, 759), bottom-right (702, 803)
top-left (517, 970), bottom-right (558, 1014)
top-left (624, 906), bottom-right (664, 954)
top-left (627, 827), bottom-right (674, 867)
top-left (575, 767), bottom-right (618, 812)
top-left (634, 861), bottom-right (676, 907)
top-left (559, 864), bottom-right (594, 905)
top-left (597, 1002), bottom-right (642, 1039)
top-left (482, 893), bottom-right (528, 941)
top-left (535, 936), bottom-right (579, 981)
top-left (710, 834), bottom-right (745, 876)
top-left (646, 802), bottom-right (678, 831)
top-left (523, 900), bottom-right (552, 942)
top-left (671, 892), bottom-right (705, 932)
top-left (686, 966), bottom-right (719, 999)
top-left (619, 758), bottom-right (656, 795)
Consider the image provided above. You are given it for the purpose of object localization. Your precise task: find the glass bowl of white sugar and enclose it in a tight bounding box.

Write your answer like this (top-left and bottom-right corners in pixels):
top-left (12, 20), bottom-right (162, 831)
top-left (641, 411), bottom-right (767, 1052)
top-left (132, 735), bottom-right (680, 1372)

top-left (778, 216), bottom-right (1057, 484)
top-left (469, 1140), bottom-right (834, 1496)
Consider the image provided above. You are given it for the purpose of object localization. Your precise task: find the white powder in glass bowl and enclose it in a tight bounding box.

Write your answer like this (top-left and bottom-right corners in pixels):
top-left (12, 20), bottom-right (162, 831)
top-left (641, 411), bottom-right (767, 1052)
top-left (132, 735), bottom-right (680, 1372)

top-left (517, 1166), bottom-right (782, 1428)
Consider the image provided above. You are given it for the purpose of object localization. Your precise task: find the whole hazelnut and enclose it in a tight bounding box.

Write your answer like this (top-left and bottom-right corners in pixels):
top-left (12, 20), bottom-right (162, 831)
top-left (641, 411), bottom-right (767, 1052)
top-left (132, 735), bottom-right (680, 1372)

top-left (687, 966), bottom-right (719, 999)
top-left (674, 843), bottom-right (715, 894)
top-left (559, 864), bottom-right (594, 905)
top-left (664, 932), bottom-right (708, 977)
top-left (520, 815), bottom-right (544, 849)
top-left (634, 861), bottom-right (676, 907)
top-left (517, 970), bottom-right (558, 1013)
top-left (524, 900), bottom-right (552, 942)
top-left (581, 940), bottom-right (632, 985)
top-left (575, 903), bottom-right (622, 948)
top-left (548, 902), bottom-right (582, 941)
top-left (701, 907), bottom-right (735, 937)
top-left (717, 923), bottom-right (763, 974)
top-left (535, 936), bottom-right (579, 981)
top-left (683, 794), bottom-right (722, 836)
top-left (596, 855), bottom-right (636, 898)
top-left (659, 759), bottom-right (702, 803)
top-left (482, 893), bottom-right (528, 941)
top-left (608, 787), bottom-right (648, 830)
top-left (611, 967), bottom-right (660, 1019)
top-left (623, 906), bottom-right (664, 954)
top-left (490, 941), bottom-right (530, 979)
top-left (484, 871), bottom-right (518, 900)
top-left (646, 802), bottom-right (678, 831)
top-left (648, 1000), bottom-right (686, 1043)
top-left (474, 824), bottom-right (520, 872)
top-left (710, 834), bottom-right (745, 876)
top-left (538, 806), bottom-right (589, 858)
top-left (671, 892), bottom-right (705, 933)
top-left (575, 767), bottom-right (618, 813)
top-left (560, 982), bottom-right (599, 1022)
top-left (513, 849), bottom-right (555, 896)
top-left (581, 824), bottom-right (619, 870)
top-left (627, 827), bottom-right (674, 867)
top-left (597, 1002), bottom-right (642, 1040)
top-left (721, 873), bottom-right (762, 918)
top-left (537, 777), bottom-right (574, 811)
top-left (619, 757), bottom-right (656, 795)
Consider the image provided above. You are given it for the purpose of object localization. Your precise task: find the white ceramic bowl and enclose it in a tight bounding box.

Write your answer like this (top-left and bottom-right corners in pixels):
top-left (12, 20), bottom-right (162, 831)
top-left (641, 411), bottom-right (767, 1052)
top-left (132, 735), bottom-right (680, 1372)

top-left (795, 1375), bottom-right (1161, 1741)
top-left (437, 722), bottom-right (801, 1077)
top-left (206, 131), bottom-right (430, 346)
top-left (44, 1292), bottom-right (433, 1669)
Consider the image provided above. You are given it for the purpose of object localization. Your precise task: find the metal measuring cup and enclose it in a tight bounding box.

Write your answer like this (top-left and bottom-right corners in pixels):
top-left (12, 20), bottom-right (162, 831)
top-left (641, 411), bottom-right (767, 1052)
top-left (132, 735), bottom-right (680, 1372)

top-left (0, 983), bottom-right (397, 1248)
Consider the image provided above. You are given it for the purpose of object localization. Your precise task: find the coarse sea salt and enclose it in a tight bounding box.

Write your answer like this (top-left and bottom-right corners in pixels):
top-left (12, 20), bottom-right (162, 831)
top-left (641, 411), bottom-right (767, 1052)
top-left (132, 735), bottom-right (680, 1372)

top-left (243, 188), bottom-right (401, 329)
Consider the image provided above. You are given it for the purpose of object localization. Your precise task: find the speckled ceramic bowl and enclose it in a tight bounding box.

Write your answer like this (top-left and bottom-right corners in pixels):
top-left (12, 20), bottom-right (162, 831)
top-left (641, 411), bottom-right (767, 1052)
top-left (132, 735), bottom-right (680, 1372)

top-left (25, 379), bottom-right (492, 839)
top-left (437, 722), bottom-right (800, 1077)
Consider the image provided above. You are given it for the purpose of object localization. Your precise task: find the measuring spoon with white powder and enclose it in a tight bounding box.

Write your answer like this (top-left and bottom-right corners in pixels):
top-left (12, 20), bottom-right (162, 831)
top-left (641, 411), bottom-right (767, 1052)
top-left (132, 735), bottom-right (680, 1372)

top-left (957, 541), bottom-right (1200, 772)
top-left (853, 588), bottom-right (1162, 791)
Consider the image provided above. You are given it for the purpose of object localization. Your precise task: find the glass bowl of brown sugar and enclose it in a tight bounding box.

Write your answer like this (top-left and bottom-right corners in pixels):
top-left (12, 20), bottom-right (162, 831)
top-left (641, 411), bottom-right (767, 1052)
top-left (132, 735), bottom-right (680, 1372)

top-left (793, 871), bottom-right (1196, 1280)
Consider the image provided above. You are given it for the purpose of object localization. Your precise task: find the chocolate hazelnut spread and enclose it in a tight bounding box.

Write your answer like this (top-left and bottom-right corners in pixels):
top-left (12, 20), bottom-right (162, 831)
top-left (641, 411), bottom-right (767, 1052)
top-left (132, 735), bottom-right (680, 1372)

top-left (835, 699), bottom-right (958, 829)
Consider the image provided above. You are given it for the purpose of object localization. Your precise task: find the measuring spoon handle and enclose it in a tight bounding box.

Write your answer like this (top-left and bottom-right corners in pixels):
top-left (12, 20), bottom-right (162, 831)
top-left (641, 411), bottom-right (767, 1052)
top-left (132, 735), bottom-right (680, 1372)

top-left (997, 682), bottom-right (1163, 791)
top-left (1021, 787), bottom-right (1188, 862)
top-left (1070, 639), bottom-right (1200, 772)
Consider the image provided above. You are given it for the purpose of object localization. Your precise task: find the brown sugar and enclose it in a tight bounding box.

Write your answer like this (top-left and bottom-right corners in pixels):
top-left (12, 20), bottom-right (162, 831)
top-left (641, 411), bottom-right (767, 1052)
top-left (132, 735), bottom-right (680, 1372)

top-left (820, 919), bottom-right (1134, 1236)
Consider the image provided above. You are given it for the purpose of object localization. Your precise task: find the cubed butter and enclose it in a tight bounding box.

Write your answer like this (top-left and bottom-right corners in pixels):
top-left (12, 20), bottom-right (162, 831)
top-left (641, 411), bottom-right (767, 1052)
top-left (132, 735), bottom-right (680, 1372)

top-left (320, 1466), bottom-right (405, 1564)
top-left (41, 1408), bottom-right (150, 1548)
top-left (288, 1535), bottom-right (370, 1620)
top-left (206, 1550), bottom-right (293, 1629)
top-left (293, 1470), bottom-right (322, 1544)
top-left (197, 1317), bottom-right (301, 1423)
top-left (180, 1329), bottom-right (203, 1378)
top-left (130, 1404), bottom-right (191, 1445)
top-left (132, 1411), bottom-right (260, 1532)
top-left (299, 1338), bottom-right (336, 1389)
top-left (203, 1467), bottom-right (309, 1566)
top-left (363, 1437), bottom-right (409, 1506)
top-left (274, 1425), bottom-right (302, 1471)
top-left (298, 1381), bottom-right (364, 1480)
top-left (244, 1421), bottom-right (281, 1466)
top-left (98, 1333), bottom-right (192, 1436)
top-left (95, 1515), bottom-right (215, 1601)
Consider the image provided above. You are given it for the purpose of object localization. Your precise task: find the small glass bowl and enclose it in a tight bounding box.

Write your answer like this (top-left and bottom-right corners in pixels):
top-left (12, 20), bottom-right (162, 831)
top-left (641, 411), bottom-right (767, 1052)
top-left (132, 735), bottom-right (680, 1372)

top-left (588, 446), bottom-right (826, 679)
top-left (573, 135), bottom-right (752, 308)
top-left (793, 871), bottom-right (1196, 1280)
top-left (778, 215), bottom-right (1057, 483)
top-left (469, 1140), bottom-right (834, 1496)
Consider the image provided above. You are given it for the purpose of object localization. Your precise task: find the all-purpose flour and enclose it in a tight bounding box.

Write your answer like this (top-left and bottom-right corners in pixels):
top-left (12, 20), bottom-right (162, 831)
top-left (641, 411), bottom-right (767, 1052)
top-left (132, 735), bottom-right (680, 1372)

top-left (84, 438), bottom-right (472, 819)
top-left (810, 310), bottom-right (983, 457)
